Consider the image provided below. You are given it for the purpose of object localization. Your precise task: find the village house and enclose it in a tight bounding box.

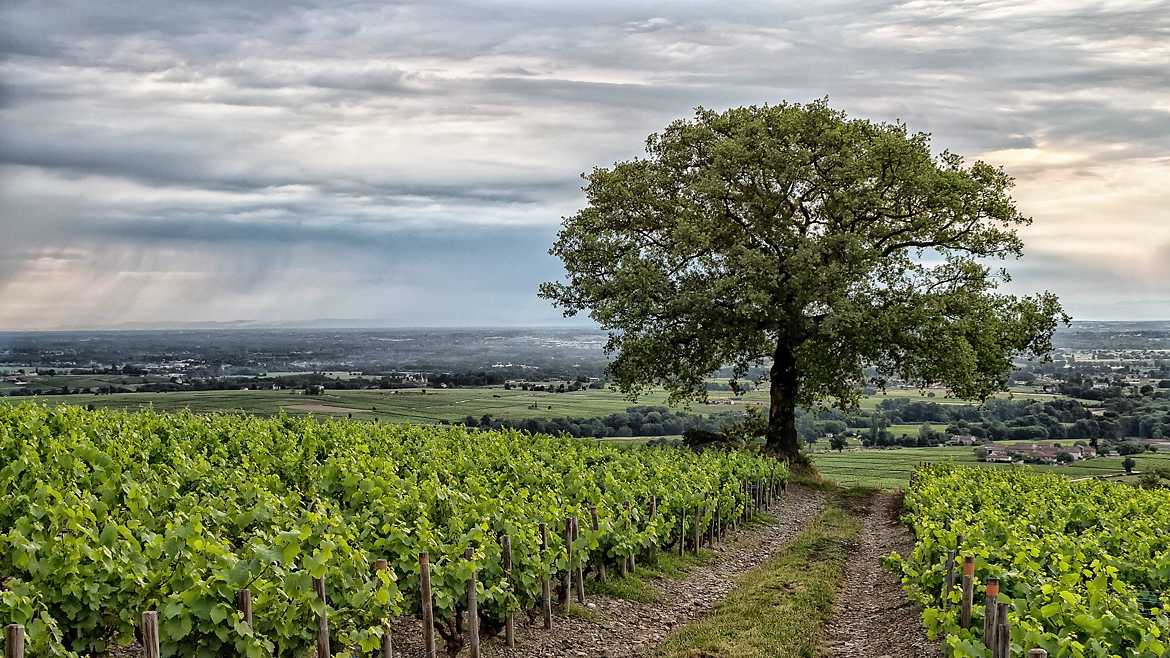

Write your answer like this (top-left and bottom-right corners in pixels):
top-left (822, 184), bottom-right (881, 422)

top-left (947, 434), bottom-right (979, 446)
top-left (983, 447), bottom-right (1015, 463)
top-left (979, 443), bottom-right (1096, 465)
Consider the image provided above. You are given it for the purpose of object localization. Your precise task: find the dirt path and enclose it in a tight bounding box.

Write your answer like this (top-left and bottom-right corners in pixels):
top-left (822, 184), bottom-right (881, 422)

top-left (390, 486), bottom-right (829, 658)
top-left (819, 492), bottom-right (940, 658)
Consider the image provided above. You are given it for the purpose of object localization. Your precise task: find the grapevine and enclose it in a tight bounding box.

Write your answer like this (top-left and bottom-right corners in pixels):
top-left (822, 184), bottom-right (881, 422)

top-left (0, 403), bottom-right (784, 657)
top-left (893, 464), bottom-right (1170, 658)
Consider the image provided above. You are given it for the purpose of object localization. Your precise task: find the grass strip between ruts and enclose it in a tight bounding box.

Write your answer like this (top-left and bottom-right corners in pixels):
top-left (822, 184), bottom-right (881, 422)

top-left (655, 502), bottom-right (861, 658)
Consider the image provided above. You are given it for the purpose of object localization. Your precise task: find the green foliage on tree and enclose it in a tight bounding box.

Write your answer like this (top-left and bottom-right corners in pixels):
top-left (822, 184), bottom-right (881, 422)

top-left (540, 99), bottom-right (1068, 459)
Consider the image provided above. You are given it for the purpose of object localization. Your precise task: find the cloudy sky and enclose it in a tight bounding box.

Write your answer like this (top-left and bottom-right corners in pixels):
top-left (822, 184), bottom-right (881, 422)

top-left (1, 0), bottom-right (1168, 329)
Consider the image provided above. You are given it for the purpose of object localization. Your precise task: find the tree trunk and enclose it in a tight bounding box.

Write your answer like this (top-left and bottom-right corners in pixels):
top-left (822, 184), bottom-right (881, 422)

top-left (766, 340), bottom-right (802, 460)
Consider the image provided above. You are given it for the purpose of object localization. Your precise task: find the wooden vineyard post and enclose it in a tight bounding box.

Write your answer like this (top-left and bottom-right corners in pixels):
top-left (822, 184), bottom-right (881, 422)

top-left (314, 576), bottom-right (330, 658)
top-left (983, 579), bottom-right (999, 649)
top-left (622, 498), bottom-right (631, 571)
top-left (960, 557), bottom-right (975, 628)
top-left (692, 507), bottom-right (701, 555)
top-left (235, 588), bottom-right (253, 627)
top-left (590, 506), bottom-right (606, 582)
top-left (464, 548), bottom-right (480, 658)
top-left (142, 611), bottom-right (160, 658)
top-left (698, 505), bottom-right (707, 548)
top-left (995, 602), bottom-right (1010, 658)
top-left (539, 523), bottom-right (553, 630)
top-left (573, 517), bottom-right (585, 604)
top-left (677, 505), bottom-right (686, 556)
top-left (420, 552), bottom-right (437, 658)
top-left (5, 624), bottom-right (25, 658)
top-left (561, 518), bottom-right (572, 610)
top-left (374, 559), bottom-right (393, 658)
top-left (500, 536), bottom-right (515, 648)
top-left (648, 495), bottom-right (658, 558)
top-left (943, 550), bottom-right (957, 609)
top-left (623, 501), bottom-right (635, 573)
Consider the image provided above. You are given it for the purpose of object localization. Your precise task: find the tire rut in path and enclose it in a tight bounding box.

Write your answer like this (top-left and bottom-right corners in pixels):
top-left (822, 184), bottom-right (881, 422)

top-left (390, 486), bottom-right (829, 658)
top-left (819, 492), bottom-right (940, 658)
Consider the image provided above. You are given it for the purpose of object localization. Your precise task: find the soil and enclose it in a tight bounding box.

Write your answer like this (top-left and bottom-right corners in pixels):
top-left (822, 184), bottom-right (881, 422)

top-left (387, 486), bottom-right (829, 658)
top-left (819, 492), bottom-right (941, 658)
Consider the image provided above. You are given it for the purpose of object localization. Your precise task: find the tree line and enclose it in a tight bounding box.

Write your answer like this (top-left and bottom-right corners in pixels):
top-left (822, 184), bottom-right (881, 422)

top-left (456, 405), bottom-right (746, 439)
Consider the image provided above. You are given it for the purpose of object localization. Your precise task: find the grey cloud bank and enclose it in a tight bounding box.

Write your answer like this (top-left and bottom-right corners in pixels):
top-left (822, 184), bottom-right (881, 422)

top-left (1, 0), bottom-right (1168, 328)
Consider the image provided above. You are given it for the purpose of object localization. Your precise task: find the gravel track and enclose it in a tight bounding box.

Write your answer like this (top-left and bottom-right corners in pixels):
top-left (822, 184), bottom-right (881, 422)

top-left (819, 492), bottom-right (941, 658)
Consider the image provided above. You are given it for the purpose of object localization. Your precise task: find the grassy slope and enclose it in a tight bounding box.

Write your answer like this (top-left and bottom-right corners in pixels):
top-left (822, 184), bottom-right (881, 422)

top-left (655, 502), bottom-right (862, 658)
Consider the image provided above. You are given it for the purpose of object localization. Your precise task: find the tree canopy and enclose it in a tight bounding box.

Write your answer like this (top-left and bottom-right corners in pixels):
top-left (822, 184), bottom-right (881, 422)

top-left (539, 100), bottom-right (1067, 459)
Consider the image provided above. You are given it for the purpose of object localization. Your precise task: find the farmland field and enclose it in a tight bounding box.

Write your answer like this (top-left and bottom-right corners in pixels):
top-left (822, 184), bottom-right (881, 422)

top-left (15, 384), bottom-right (1056, 424)
top-left (0, 373), bottom-right (173, 393)
top-left (24, 386), bottom-right (767, 423)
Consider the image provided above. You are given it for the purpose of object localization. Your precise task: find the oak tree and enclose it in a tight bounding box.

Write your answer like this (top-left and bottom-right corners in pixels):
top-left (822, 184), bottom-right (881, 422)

top-left (539, 100), bottom-right (1067, 460)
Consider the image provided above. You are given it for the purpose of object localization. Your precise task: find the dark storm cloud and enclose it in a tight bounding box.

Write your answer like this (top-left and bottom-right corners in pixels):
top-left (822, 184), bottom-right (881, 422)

top-left (1, 0), bottom-right (1168, 328)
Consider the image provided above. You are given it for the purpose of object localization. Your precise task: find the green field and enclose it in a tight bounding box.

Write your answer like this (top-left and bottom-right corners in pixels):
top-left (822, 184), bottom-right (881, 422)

top-left (9, 382), bottom-right (1058, 424)
top-left (0, 373), bottom-right (173, 393)
top-left (812, 446), bottom-right (1170, 489)
top-left (857, 387), bottom-right (1060, 409)
top-left (20, 386), bottom-right (773, 424)
top-left (884, 422), bottom-right (937, 436)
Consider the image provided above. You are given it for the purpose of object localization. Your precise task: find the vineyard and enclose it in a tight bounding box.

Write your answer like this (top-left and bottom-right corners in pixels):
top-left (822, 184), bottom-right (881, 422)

top-left (894, 465), bottom-right (1170, 657)
top-left (0, 403), bottom-right (785, 657)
